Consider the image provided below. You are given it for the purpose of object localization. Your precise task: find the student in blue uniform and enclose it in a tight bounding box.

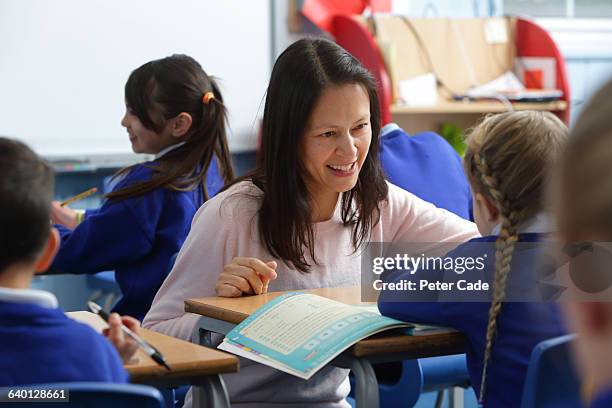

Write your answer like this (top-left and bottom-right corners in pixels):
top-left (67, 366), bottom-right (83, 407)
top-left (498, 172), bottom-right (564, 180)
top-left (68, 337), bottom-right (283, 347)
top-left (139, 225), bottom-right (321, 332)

top-left (379, 111), bottom-right (569, 407)
top-left (0, 138), bottom-right (138, 386)
top-left (557, 79), bottom-right (612, 408)
top-left (379, 123), bottom-right (472, 220)
top-left (50, 55), bottom-right (235, 321)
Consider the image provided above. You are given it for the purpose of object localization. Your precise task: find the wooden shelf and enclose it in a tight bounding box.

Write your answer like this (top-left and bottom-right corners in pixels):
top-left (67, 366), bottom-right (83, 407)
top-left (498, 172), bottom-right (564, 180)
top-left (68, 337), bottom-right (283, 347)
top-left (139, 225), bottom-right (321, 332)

top-left (391, 99), bottom-right (568, 114)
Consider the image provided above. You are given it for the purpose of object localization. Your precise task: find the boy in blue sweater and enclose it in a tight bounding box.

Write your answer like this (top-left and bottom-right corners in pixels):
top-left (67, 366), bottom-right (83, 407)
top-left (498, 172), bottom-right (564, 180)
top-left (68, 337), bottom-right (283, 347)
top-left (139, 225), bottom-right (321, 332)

top-left (379, 111), bottom-right (569, 407)
top-left (0, 137), bottom-right (138, 386)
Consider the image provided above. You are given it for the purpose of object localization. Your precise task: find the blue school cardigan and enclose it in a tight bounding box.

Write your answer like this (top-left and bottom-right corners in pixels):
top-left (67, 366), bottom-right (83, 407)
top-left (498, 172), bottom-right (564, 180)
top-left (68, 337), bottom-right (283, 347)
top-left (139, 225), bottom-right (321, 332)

top-left (0, 301), bottom-right (128, 386)
top-left (592, 389), bottom-right (612, 408)
top-left (52, 159), bottom-right (223, 321)
top-left (378, 234), bottom-right (567, 407)
top-left (379, 124), bottom-right (472, 220)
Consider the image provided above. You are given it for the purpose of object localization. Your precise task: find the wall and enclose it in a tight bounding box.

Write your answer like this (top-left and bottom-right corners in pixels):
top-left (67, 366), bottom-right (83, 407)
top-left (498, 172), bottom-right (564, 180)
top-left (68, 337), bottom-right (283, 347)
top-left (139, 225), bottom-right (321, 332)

top-left (0, 0), bottom-right (271, 156)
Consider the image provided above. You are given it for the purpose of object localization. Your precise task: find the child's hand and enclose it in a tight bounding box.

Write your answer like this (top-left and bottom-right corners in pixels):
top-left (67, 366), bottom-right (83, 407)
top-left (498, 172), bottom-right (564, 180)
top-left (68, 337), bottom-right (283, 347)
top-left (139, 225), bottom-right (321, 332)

top-left (216, 257), bottom-right (278, 297)
top-left (102, 313), bottom-right (140, 363)
top-left (50, 201), bottom-right (78, 229)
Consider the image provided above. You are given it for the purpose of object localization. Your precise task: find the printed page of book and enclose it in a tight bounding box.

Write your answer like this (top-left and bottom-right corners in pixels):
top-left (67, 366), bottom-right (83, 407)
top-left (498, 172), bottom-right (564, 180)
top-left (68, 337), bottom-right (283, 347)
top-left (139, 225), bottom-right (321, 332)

top-left (218, 292), bottom-right (410, 379)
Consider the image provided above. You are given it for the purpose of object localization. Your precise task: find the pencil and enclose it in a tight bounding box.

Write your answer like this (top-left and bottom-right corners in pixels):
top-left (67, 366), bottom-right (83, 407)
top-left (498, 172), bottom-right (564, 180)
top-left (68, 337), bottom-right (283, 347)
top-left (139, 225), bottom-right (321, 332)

top-left (60, 187), bottom-right (98, 207)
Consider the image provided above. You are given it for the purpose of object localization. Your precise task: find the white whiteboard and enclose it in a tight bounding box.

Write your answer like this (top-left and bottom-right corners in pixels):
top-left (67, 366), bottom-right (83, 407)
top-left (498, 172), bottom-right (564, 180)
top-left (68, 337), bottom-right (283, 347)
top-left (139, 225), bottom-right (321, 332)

top-left (0, 0), bottom-right (270, 156)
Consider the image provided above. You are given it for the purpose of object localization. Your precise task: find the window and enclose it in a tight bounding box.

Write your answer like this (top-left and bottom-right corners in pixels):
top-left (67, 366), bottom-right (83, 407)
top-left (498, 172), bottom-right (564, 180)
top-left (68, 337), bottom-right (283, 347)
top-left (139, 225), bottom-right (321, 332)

top-left (504, 0), bottom-right (612, 18)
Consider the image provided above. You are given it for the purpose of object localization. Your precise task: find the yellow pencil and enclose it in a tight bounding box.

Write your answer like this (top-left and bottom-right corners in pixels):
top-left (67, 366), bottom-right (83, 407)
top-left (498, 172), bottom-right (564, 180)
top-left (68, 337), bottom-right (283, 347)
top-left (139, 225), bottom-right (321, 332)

top-left (60, 187), bottom-right (98, 207)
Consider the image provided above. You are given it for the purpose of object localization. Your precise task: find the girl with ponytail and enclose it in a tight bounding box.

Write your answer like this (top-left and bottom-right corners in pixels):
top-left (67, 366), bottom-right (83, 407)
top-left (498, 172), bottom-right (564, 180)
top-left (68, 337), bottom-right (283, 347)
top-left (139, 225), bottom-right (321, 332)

top-left (50, 55), bottom-right (234, 321)
top-left (380, 111), bottom-right (568, 407)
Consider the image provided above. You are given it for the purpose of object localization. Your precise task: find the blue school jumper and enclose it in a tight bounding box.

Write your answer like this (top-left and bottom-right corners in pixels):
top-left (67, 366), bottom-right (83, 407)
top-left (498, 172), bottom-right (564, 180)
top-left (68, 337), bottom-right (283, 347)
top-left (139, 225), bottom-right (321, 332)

top-left (378, 233), bottom-right (567, 407)
top-left (379, 123), bottom-right (472, 220)
top-left (52, 158), bottom-right (223, 321)
top-left (592, 389), bottom-right (612, 408)
top-left (0, 290), bottom-right (127, 386)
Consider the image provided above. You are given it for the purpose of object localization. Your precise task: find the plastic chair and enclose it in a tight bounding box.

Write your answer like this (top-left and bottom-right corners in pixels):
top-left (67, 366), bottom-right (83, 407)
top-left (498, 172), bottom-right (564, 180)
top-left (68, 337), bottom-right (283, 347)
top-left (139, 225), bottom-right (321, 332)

top-left (0, 382), bottom-right (164, 408)
top-left (350, 355), bottom-right (469, 408)
top-left (86, 271), bottom-right (120, 311)
top-left (383, 356), bottom-right (469, 407)
top-left (521, 334), bottom-right (581, 408)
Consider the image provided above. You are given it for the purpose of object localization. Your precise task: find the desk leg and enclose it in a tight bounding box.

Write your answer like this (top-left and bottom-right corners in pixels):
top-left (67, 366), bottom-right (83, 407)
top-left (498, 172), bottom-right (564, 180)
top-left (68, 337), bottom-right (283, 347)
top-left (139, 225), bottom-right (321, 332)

top-left (333, 355), bottom-right (379, 408)
top-left (449, 387), bottom-right (464, 408)
top-left (192, 374), bottom-right (230, 408)
top-left (191, 316), bottom-right (236, 347)
top-left (189, 317), bottom-right (235, 408)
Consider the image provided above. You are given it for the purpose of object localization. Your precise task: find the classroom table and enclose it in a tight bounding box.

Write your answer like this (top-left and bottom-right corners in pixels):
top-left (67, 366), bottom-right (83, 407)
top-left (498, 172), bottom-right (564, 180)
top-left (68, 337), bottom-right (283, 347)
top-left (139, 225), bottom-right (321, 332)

top-left (184, 286), bottom-right (466, 408)
top-left (67, 311), bottom-right (239, 408)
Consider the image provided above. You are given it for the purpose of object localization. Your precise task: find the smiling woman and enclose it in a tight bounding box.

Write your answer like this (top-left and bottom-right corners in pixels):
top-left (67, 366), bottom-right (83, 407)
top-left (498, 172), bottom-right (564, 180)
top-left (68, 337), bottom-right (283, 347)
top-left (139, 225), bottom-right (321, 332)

top-left (143, 38), bottom-right (478, 408)
top-left (302, 83), bottom-right (373, 223)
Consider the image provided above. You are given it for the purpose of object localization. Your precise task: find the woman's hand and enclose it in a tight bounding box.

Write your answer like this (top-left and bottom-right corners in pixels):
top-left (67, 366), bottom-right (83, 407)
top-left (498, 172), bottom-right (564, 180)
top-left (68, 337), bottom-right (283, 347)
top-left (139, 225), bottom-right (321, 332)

top-left (216, 257), bottom-right (278, 297)
top-left (102, 313), bottom-right (141, 363)
top-left (50, 201), bottom-right (78, 229)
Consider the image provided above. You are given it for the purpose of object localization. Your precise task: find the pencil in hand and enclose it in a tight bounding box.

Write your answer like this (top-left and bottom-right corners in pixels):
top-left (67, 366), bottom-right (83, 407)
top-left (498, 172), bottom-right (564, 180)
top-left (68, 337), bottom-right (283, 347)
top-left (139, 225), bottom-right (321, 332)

top-left (61, 187), bottom-right (98, 207)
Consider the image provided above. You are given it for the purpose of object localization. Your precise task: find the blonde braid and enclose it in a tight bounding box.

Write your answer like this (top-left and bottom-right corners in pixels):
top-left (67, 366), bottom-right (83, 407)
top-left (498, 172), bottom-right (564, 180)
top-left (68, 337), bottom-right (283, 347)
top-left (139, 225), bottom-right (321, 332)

top-left (473, 153), bottom-right (522, 405)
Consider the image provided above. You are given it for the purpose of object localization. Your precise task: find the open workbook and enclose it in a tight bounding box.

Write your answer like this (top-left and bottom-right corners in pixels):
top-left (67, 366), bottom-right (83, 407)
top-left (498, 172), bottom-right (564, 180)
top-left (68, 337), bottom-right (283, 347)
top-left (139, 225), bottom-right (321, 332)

top-left (218, 292), bottom-right (432, 379)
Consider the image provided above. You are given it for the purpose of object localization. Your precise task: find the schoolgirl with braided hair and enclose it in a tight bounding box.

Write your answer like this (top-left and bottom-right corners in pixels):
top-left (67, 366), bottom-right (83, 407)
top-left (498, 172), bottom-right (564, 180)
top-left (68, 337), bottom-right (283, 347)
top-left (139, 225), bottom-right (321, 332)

top-left (380, 110), bottom-right (569, 407)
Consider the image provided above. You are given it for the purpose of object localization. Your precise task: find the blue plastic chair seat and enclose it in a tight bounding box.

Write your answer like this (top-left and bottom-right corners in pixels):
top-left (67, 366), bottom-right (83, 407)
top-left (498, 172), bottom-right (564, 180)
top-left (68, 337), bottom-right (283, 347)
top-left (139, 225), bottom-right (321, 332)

top-left (86, 271), bottom-right (118, 293)
top-left (521, 334), bottom-right (581, 408)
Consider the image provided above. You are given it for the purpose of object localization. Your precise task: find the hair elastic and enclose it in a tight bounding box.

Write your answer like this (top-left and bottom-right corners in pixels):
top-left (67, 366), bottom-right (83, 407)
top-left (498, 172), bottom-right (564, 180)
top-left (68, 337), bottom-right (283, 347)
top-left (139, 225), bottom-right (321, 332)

top-left (202, 91), bottom-right (215, 105)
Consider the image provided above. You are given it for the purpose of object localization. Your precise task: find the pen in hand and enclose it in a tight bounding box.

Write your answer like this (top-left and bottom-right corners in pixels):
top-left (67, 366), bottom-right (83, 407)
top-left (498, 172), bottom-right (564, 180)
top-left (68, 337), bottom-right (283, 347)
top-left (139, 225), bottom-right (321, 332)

top-left (88, 301), bottom-right (171, 371)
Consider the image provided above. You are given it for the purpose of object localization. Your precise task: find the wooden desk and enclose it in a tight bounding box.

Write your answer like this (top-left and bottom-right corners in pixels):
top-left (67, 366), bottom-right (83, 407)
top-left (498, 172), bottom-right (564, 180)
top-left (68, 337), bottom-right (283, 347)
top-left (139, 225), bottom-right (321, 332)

top-left (391, 99), bottom-right (568, 135)
top-left (391, 99), bottom-right (567, 115)
top-left (68, 311), bottom-right (239, 408)
top-left (185, 286), bottom-right (466, 408)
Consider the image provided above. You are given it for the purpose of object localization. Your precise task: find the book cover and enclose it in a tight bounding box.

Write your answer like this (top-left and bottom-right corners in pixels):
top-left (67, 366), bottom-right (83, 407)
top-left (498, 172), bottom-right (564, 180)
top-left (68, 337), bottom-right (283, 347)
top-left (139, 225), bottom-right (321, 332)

top-left (218, 292), bottom-right (411, 379)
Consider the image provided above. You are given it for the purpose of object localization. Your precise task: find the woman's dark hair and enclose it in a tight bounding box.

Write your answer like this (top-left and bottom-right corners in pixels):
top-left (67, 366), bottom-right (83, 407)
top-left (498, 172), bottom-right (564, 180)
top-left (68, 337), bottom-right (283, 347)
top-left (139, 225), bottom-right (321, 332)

top-left (107, 54), bottom-right (234, 201)
top-left (0, 138), bottom-right (54, 273)
top-left (235, 38), bottom-right (388, 272)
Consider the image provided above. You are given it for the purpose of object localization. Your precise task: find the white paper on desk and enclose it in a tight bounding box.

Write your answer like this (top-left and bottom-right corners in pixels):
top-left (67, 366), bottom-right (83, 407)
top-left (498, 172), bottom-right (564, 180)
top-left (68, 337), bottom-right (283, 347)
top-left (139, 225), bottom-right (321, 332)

top-left (398, 72), bottom-right (438, 106)
top-left (464, 71), bottom-right (525, 98)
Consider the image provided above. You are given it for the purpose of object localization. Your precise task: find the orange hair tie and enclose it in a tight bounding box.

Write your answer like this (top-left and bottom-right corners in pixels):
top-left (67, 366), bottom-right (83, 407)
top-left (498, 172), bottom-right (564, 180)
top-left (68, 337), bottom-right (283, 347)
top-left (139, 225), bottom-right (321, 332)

top-left (202, 91), bottom-right (215, 105)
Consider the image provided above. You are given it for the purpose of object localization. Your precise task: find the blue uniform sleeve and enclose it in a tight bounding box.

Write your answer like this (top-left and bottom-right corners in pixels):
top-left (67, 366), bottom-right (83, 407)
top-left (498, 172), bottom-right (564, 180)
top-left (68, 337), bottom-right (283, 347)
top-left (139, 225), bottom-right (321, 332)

top-left (84, 208), bottom-right (100, 218)
top-left (52, 166), bottom-right (164, 274)
top-left (205, 155), bottom-right (224, 198)
top-left (378, 267), bottom-right (449, 326)
top-left (378, 238), bottom-right (493, 326)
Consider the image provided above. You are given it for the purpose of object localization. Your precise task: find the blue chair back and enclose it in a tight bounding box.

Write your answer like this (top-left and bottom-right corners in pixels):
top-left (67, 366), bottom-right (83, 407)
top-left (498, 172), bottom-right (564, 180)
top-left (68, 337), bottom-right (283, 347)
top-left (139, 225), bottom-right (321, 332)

top-left (0, 382), bottom-right (164, 408)
top-left (521, 334), bottom-right (581, 408)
